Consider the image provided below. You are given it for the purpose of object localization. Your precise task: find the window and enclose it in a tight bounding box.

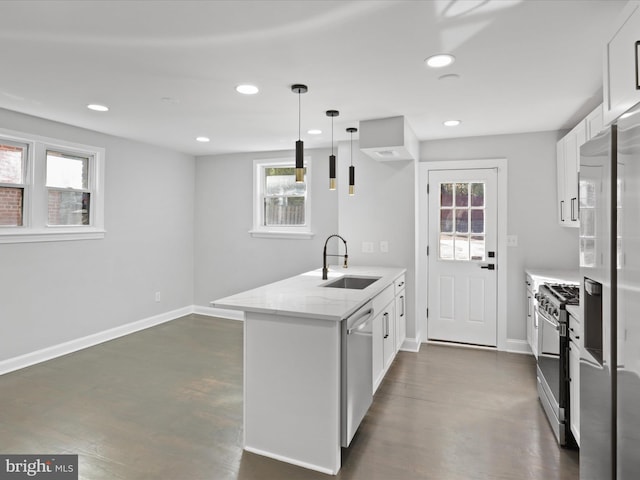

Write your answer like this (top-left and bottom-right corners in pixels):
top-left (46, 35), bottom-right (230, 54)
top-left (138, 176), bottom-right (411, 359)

top-left (0, 140), bottom-right (27, 227)
top-left (251, 158), bottom-right (313, 238)
top-left (439, 181), bottom-right (485, 261)
top-left (0, 128), bottom-right (105, 243)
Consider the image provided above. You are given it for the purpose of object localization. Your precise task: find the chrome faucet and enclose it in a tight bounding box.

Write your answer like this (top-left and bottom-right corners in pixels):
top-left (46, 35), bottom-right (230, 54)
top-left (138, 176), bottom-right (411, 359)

top-left (322, 234), bottom-right (348, 280)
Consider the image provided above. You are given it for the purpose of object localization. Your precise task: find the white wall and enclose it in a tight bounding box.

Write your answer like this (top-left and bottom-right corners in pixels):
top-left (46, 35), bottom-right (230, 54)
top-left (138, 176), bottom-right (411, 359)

top-left (337, 141), bottom-right (417, 343)
top-left (0, 108), bottom-right (195, 362)
top-left (420, 131), bottom-right (579, 341)
top-left (194, 148), bottom-right (339, 306)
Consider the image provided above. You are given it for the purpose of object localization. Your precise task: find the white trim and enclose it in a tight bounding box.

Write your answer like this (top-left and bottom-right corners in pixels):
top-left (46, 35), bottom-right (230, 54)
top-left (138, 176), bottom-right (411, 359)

top-left (248, 230), bottom-right (315, 239)
top-left (252, 157), bottom-right (312, 237)
top-left (0, 306), bottom-right (192, 376)
top-left (400, 336), bottom-right (421, 352)
top-left (0, 228), bottom-right (106, 244)
top-left (505, 338), bottom-right (533, 355)
top-left (195, 305), bottom-right (245, 321)
top-left (418, 159), bottom-right (509, 351)
top-left (243, 446), bottom-right (338, 476)
top-left (425, 339), bottom-right (497, 351)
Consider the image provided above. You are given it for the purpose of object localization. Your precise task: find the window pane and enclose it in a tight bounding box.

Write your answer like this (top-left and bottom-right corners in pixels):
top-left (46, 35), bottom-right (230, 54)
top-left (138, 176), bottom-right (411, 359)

top-left (265, 167), bottom-right (306, 196)
top-left (471, 183), bottom-right (484, 206)
top-left (455, 209), bottom-right (468, 233)
top-left (454, 235), bottom-right (470, 261)
top-left (440, 209), bottom-right (453, 232)
top-left (580, 238), bottom-right (596, 268)
top-left (0, 186), bottom-right (23, 226)
top-left (470, 209), bottom-right (484, 233)
top-left (440, 183), bottom-right (453, 207)
top-left (470, 235), bottom-right (485, 261)
top-left (455, 183), bottom-right (468, 207)
top-left (48, 191), bottom-right (90, 225)
top-left (265, 196), bottom-right (305, 226)
top-left (0, 143), bottom-right (24, 184)
top-left (439, 233), bottom-right (454, 260)
top-left (579, 178), bottom-right (596, 208)
top-left (46, 151), bottom-right (89, 189)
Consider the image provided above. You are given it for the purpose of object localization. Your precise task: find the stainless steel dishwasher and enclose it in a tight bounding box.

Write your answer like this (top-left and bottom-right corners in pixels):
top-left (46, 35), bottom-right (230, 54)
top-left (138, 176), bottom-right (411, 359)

top-left (341, 300), bottom-right (374, 447)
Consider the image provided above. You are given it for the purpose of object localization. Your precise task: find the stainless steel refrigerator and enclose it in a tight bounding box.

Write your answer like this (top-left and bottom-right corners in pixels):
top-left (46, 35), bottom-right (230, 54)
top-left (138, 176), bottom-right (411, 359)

top-left (579, 103), bottom-right (640, 480)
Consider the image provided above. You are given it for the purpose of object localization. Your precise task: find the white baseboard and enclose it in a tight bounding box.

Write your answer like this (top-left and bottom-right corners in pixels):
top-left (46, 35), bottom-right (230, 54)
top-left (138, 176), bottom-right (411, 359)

top-left (400, 336), bottom-right (421, 352)
top-left (194, 305), bottom-right (244, 321)
top-left (243, 446), bottom-right (337, 475)
top-left (0, 305), bottom-right (193, 376)
top-left (505, 338), bottom-right (533, 355)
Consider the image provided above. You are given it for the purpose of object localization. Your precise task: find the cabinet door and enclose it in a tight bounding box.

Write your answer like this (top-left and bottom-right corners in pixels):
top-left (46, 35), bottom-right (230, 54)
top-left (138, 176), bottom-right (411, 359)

top-left (372, 312), bottom-right (384, 394)
top-left (395, 291), bottom-right (406, 352)
top-left (382, 303), bottom-right (396, 371)
top-left (603, 1), bottom-right (640, 124)
top-left (557, 140), bottom-right (567, 225)
top-left (569, 339), bottom-right (581, 446)
top-left (526, 284), bottom-right (533, 354)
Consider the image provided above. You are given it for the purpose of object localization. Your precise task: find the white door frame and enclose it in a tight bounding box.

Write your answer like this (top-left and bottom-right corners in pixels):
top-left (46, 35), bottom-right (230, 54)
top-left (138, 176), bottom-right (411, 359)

top-left (417, 159), bottom-right (508, 351)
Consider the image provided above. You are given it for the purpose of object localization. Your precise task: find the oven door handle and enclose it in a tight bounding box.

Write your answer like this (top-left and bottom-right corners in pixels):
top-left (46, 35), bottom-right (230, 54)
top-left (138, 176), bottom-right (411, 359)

top-left (537, 307), bottom-right (567, 337)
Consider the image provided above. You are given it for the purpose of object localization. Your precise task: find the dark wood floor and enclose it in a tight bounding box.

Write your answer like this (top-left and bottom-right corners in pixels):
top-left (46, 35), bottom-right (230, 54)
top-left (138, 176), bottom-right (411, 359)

top-left (0, 315), bottom-right (579, 479)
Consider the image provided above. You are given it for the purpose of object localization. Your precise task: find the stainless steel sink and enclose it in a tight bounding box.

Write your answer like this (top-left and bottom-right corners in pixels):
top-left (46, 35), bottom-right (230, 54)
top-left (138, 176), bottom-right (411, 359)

top-left (323, 276), bottom-right (380, 290)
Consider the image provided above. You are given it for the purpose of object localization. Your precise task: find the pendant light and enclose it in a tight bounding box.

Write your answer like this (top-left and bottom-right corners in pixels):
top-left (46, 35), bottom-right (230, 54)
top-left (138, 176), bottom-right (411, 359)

top-left (291, 84), bottom-right (308, 183)
top-left (326, 110), bottom-right (339, 190)
top-left (346, 127), bottom-right (357, 196)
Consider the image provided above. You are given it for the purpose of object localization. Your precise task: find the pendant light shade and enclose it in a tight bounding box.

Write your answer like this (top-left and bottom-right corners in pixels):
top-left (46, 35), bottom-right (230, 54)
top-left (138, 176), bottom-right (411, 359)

top-left (326, 110), bottom-right (339, 190)
top-left (347, 127), bottom-right (357, 196)
top-left (292, 84), bottom-right (308, 183)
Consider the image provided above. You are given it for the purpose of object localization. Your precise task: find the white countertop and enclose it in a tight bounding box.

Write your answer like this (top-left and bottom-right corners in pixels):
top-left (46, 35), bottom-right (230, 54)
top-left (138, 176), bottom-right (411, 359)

top-left (211, 265), bottom-right (406, 321)
top-left (526, 268), bottom-right (580, 288)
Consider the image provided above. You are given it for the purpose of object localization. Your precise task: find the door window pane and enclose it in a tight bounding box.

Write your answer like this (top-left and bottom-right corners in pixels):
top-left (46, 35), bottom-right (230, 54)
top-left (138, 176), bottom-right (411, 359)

top-left (470, 235), bottom-right (485, 261)
top-left (454, 235), bottom-right (470, 261)
top-left (471, 210), bottom-right (484, 233)
top-left (455, 209), bottom-right (469, 233)
top-left (0, 187), bottom-right (23, 226)
top-left (455, 183), bottom-right (468, 206)
top-left (48, 191), bottom-right (90, 225)
top-left (471, 183), bottom-right (484, 206)
top-left (439, 233), bottom-right (454, 260)
top-left (440, 209), bottom-right (453, 232)
top-left (46, 151), bottom-right (89, 190)
top-left (440, 183), bottom-right (453, 207)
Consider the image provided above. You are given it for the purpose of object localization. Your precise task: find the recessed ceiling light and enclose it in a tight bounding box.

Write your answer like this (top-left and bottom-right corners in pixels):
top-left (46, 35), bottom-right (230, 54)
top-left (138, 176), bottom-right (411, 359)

top-left (236, 84), bottom-right (259, 95)
top-left (87, 104), bottom-right (109, 112)
top-left (307, 129), bottom-right (322, 135)
top-left (443, 120), bottom-right (461, 127)
top-left (425, 54), bottom-right (456, 68)
top-left (196, 136), bottom-right (210, 143)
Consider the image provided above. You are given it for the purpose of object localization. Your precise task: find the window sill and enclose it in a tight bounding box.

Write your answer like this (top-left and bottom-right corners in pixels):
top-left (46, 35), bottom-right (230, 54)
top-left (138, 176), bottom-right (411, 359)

top-left (0, 228), bottom-right (106, 244)
top-left (249, 230), bottom-right (315, 240)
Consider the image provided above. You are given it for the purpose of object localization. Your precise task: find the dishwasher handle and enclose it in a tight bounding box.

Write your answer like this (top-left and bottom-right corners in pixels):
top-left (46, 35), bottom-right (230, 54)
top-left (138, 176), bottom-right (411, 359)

top-left (347, 307), bottom-right (375, 335)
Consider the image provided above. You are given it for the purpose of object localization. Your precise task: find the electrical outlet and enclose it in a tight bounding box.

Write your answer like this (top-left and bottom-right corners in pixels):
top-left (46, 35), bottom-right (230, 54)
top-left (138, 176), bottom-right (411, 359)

top-left (362, 241), bottom-right (374, 253)
top-left (380, 240), bottom-right (389, 253)
top-left (155, 291), bottom-right (161, 302)
top-left (506, 235), bottom-right (518, 247)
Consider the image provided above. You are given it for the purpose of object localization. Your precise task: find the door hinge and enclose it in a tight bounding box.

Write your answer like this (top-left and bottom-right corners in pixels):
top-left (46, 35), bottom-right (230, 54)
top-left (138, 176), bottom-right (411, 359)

top-left (426, 308), bottom-right (429, 318)
top-left (427, 245), bottom-right (429, 256)
top-left (427, 183), bottom-right (430, 194)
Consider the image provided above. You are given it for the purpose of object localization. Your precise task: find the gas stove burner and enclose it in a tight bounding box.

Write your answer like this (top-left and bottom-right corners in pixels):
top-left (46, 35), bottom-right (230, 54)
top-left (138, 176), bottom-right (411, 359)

top-left (546, 283), bottom-right (580, 305)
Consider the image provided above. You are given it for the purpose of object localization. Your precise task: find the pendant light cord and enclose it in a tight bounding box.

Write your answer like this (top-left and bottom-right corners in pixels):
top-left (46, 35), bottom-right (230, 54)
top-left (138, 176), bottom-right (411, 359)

top-left (331, 116), bottom-right (334, 155)
top-left (298, 92), bottom-right (301, 141)
top-left (350, 130), bottom-right (353, 166)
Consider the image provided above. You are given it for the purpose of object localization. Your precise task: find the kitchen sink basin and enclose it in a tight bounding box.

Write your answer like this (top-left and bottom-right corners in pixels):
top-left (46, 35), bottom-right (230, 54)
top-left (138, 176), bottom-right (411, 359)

top-left (323, 276), bottom-right (381, 290)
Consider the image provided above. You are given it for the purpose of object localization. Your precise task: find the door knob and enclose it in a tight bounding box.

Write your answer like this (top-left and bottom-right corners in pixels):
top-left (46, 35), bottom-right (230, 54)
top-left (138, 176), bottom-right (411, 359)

top-left (480, 264), bottom-right (495, 270)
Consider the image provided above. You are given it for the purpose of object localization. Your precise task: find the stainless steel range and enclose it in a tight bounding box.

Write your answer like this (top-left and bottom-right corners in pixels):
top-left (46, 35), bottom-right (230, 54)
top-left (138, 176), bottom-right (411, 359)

top-left (535, 282), bottom-right (579, 446)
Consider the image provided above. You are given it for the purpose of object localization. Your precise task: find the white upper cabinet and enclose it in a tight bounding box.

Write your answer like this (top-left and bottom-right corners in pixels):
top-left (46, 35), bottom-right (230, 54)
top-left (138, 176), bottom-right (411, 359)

top-left (585, 104), bottom-right (604, 140)
top-left (603, 0), bottom-right (640, 125)
top-left (557, 121), bottom-right (586, 228)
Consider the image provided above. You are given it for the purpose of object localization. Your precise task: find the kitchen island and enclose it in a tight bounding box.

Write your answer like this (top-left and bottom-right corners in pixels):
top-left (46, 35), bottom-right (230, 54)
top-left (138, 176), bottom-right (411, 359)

top-left (211, 266), bottom-right (406, 474)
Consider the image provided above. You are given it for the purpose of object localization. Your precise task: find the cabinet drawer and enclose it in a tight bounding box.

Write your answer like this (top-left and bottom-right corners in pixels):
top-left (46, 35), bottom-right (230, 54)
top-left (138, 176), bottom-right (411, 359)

top-left (394, 274), bottom-right (406, 295)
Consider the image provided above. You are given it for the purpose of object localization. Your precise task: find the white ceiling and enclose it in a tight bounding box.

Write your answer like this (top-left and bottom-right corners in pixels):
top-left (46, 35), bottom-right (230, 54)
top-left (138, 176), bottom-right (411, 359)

top-left (0, 0), bottom-right (627, 156)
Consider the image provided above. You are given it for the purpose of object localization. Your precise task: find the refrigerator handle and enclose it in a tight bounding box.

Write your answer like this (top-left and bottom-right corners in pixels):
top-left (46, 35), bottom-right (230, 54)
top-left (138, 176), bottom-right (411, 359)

top-left (560, 200), bottom-right (565, 222)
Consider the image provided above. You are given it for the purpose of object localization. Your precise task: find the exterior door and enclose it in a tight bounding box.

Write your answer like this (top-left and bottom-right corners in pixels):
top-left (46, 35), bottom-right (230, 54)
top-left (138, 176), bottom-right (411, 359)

top-left (427, 168), bottom-right (498, 347)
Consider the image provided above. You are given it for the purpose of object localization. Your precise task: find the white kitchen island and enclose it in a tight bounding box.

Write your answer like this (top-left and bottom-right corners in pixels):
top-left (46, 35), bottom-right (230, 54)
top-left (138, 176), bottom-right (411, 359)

top-left (211, 266), bottom-right (406, 475)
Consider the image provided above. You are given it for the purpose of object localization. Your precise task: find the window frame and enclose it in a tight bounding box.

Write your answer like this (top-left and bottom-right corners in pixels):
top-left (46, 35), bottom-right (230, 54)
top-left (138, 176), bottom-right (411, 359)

top-left (250, 157), bottom-right (314, 239)
top-left (0, 138), bottom-right (29, 228)
top-left (0, 128), bottom-right (105, 244)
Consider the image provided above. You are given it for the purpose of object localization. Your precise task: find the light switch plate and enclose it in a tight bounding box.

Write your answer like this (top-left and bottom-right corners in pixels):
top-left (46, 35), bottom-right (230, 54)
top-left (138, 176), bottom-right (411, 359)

top-left (380, 240), bottom-right (389, 253)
